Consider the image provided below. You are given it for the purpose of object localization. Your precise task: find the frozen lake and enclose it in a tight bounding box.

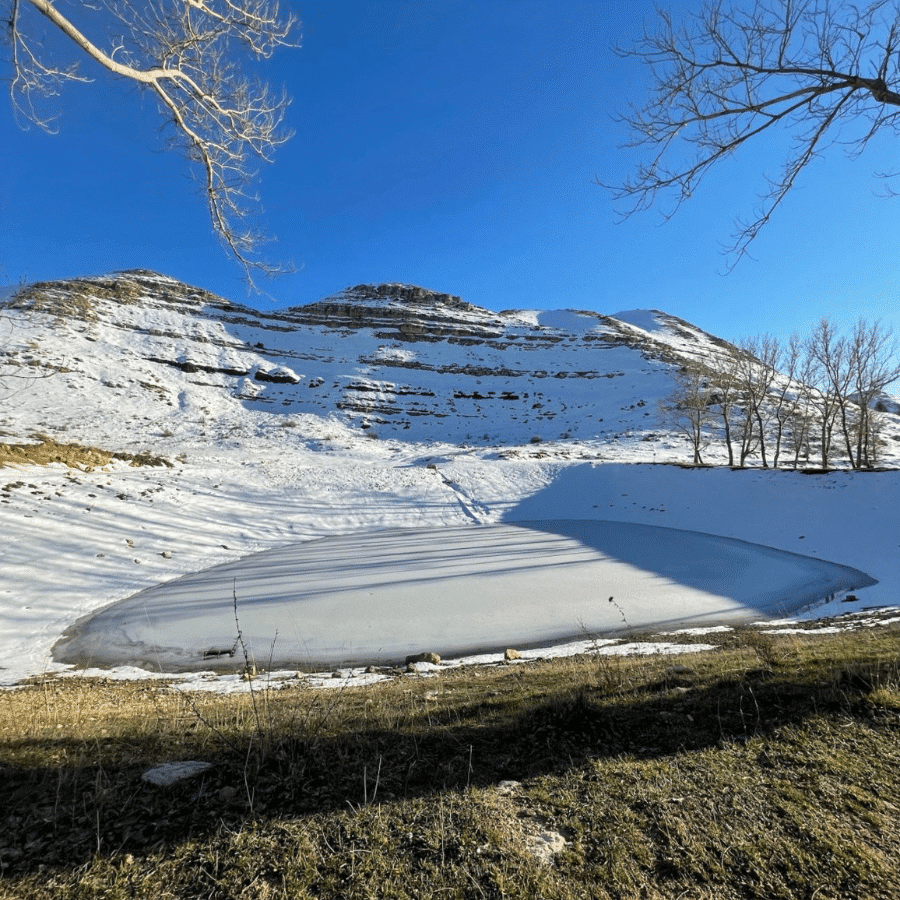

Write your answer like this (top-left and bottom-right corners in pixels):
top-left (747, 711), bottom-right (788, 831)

top-left (52, 520), bottom-right (877, 672)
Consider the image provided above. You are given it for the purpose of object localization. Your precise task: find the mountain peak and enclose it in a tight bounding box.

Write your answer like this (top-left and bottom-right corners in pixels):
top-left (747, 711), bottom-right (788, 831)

top-left (294, 282), bottom-right (503, 340)
top-left (339, 282), bottom-right (468, 308)
top-left (8, 269), bottom-right (226, 322)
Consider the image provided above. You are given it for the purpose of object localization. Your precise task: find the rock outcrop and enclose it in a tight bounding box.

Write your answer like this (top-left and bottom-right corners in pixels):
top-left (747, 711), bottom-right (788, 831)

top-left (3, 270), bottom-right (745, 447)
top-left (295, 282), bottom-right (506, 342)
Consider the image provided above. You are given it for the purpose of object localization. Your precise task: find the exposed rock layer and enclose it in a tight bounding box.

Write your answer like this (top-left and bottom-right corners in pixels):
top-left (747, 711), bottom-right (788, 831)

top-left (4, 270), bottom-right (741, 446)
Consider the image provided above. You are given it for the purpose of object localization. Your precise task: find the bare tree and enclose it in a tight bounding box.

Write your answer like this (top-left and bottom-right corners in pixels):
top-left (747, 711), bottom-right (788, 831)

top-left (802, 317), bottom-right (900, 469)
top-left (708, 352), bottom-right (742, 465)
top-left (737, 334), bottom-right (781, 467)
top-left (607, 1), bottom-right (900, 264)
top-left (846, 318), bottom-right (900, 467)
top-left (805, 317), bottom-right (850, 468)
top-left (733, 385), bottom-right (760, 466)
top-left (661, 361), bottom-right (714, 464)
top-left (4, 0), bottom-right (298, 284)
top-left (784, 400), bottom-right (815, 468)
top-left (768, 332), bottom-right (804, 467)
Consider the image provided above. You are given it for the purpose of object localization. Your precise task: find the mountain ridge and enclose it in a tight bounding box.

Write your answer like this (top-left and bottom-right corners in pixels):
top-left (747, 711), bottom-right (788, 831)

top-left (3, 270), bottom-right (897, 466)
top-left (3, 269), bottom-right (729, 452)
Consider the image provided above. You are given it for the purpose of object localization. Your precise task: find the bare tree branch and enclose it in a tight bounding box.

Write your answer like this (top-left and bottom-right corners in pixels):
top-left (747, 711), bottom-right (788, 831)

top-left (604, 0), bottom-right (900, 266)
top-left (4, 0), bottom-right (299, 287)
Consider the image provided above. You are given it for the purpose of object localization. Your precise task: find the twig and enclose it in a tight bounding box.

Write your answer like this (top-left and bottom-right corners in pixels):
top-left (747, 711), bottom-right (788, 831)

top-left (608, 596), bottom-right (630, 630)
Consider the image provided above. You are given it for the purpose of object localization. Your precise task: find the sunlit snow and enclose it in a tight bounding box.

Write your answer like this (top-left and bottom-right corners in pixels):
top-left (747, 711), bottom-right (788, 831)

top-left (1, 273), bottom-right (897, 691)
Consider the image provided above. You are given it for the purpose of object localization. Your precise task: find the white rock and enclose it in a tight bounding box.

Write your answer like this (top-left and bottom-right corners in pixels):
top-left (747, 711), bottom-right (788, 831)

top-left (141, 760), bottom-right (213, 787)
top-left (496, 780), bottom-right (522, 794)
top-left (527, 829), bottom-right (568, 865)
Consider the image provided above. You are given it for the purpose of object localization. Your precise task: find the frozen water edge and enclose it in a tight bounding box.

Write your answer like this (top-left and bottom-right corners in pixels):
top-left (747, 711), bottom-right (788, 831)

top-left (3, 457), bottom-right (895, 693)
top-left (52, 520), bottom-right (876, 676)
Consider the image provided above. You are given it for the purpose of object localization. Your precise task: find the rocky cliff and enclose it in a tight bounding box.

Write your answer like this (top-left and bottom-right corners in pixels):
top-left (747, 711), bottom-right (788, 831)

top-left (2, 270), bottom-right (738, 450)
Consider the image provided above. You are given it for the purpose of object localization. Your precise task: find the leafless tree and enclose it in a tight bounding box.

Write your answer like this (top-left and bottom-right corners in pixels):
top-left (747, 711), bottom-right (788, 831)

top-left (607, 0), bottom-right (900, 264)
top-left (661, 361), bottom-right (715, 464)
top-left (804, 318), bottom-right (850, 468)
top-left (708, 352), bottom-right (742, 465)
top-left (846, 318), bottom-right (900, 466)
top-left (736, 334), bottom-right (781, 467)
top-left (683, 319), bottom-right (897, 470)
top-left (4, 0), bottom-right (298, 285)
top-left (784, 400), bottom-right (815, 467)
top-left (732, 385), bottom-right (760, 466)
top-left (802, 317), bottom-right (900, 468)
top-left (768, 332), bottom-right (805, 467)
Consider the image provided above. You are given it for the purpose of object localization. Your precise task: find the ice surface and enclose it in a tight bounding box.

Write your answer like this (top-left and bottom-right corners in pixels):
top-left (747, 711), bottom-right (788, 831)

top-left (52, 520), bottom-right (875, 672)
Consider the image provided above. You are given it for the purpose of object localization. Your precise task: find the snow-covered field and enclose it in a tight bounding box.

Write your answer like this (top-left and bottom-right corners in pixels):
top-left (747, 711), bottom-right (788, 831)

top-left (1, 273), bottom-right (897, 691)
top-left (1, 442), bottom-right (895, 690)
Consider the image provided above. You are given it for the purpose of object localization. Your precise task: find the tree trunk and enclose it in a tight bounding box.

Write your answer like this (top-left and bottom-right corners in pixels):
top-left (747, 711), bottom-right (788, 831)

top-left (837, 400), bottom-right (857, 468)
top-left (772, 418), bottom-right (783, 468)
top-left (754, 409), bottom-right (768, 468)
top-left (721, 410), bottom-right (734, 466)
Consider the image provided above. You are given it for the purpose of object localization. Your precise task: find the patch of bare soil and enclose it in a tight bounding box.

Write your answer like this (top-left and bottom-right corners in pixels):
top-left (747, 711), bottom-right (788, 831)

top-left (0, 439), bottom-right (170, 470)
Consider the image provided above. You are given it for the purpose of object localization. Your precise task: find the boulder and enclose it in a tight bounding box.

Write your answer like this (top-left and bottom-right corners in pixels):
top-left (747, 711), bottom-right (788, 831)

top-left (405, 651), bottom-right (441, 665)
top-left (141, 760), bottom-right (213, 787)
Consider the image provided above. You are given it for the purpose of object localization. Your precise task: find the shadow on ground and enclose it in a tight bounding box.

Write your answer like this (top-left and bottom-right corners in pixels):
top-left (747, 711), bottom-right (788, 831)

top-left (2, 651), bottom-right (899, 879)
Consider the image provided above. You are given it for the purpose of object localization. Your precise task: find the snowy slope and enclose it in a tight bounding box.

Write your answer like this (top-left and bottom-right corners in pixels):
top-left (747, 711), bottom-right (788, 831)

top-left (2, 270), bottom-right (744, 453)
top-left (0, 271), bottom-right (897, 688)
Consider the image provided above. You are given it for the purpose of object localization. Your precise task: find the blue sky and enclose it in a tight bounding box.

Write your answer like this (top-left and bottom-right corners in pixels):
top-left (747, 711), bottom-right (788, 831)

top-left (2, 0), bottom-right (899, 350)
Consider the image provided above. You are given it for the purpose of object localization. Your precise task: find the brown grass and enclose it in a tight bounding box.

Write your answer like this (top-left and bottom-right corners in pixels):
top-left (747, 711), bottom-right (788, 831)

top-left (1, 625), bottom-right (899, 898)
top-left (0, 439), bottom-right (171, 470)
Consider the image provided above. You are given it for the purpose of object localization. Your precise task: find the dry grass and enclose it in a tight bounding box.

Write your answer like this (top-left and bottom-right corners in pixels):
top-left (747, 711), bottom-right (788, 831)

top-left (0, 439), bottom-right (171, 470)
top-left (9, 275), bottom-right (149, 323)
top-left (2, 625), bottom-right (900, 898)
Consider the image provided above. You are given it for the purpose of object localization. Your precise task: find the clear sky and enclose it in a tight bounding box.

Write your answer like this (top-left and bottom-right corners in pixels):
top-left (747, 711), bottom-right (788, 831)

top-left (2, 0), bottom-right (899, 350)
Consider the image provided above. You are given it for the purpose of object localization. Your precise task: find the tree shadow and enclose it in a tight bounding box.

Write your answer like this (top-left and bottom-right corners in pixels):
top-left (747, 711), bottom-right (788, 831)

top-left (2, 657), bottom-right (896, 879)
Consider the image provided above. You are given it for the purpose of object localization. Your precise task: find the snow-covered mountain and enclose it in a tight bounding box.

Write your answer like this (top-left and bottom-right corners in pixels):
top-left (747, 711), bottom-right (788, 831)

top-left (1, 271), bottom-right (897, 689)
top-left (3, 269), bottom-right (745, 455)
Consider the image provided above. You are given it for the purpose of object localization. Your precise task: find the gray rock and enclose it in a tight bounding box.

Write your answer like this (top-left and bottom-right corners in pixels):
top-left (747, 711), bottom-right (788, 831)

top-left (141, 760), bottom-right (212, 787)
top-left (666, 665), bottom-right (694, 676)
top-left (405, 660), bottom-right (441, 674)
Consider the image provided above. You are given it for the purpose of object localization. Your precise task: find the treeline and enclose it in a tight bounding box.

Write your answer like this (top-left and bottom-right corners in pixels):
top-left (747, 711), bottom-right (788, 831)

top-left (663, 318), bottom-right (900, 469)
